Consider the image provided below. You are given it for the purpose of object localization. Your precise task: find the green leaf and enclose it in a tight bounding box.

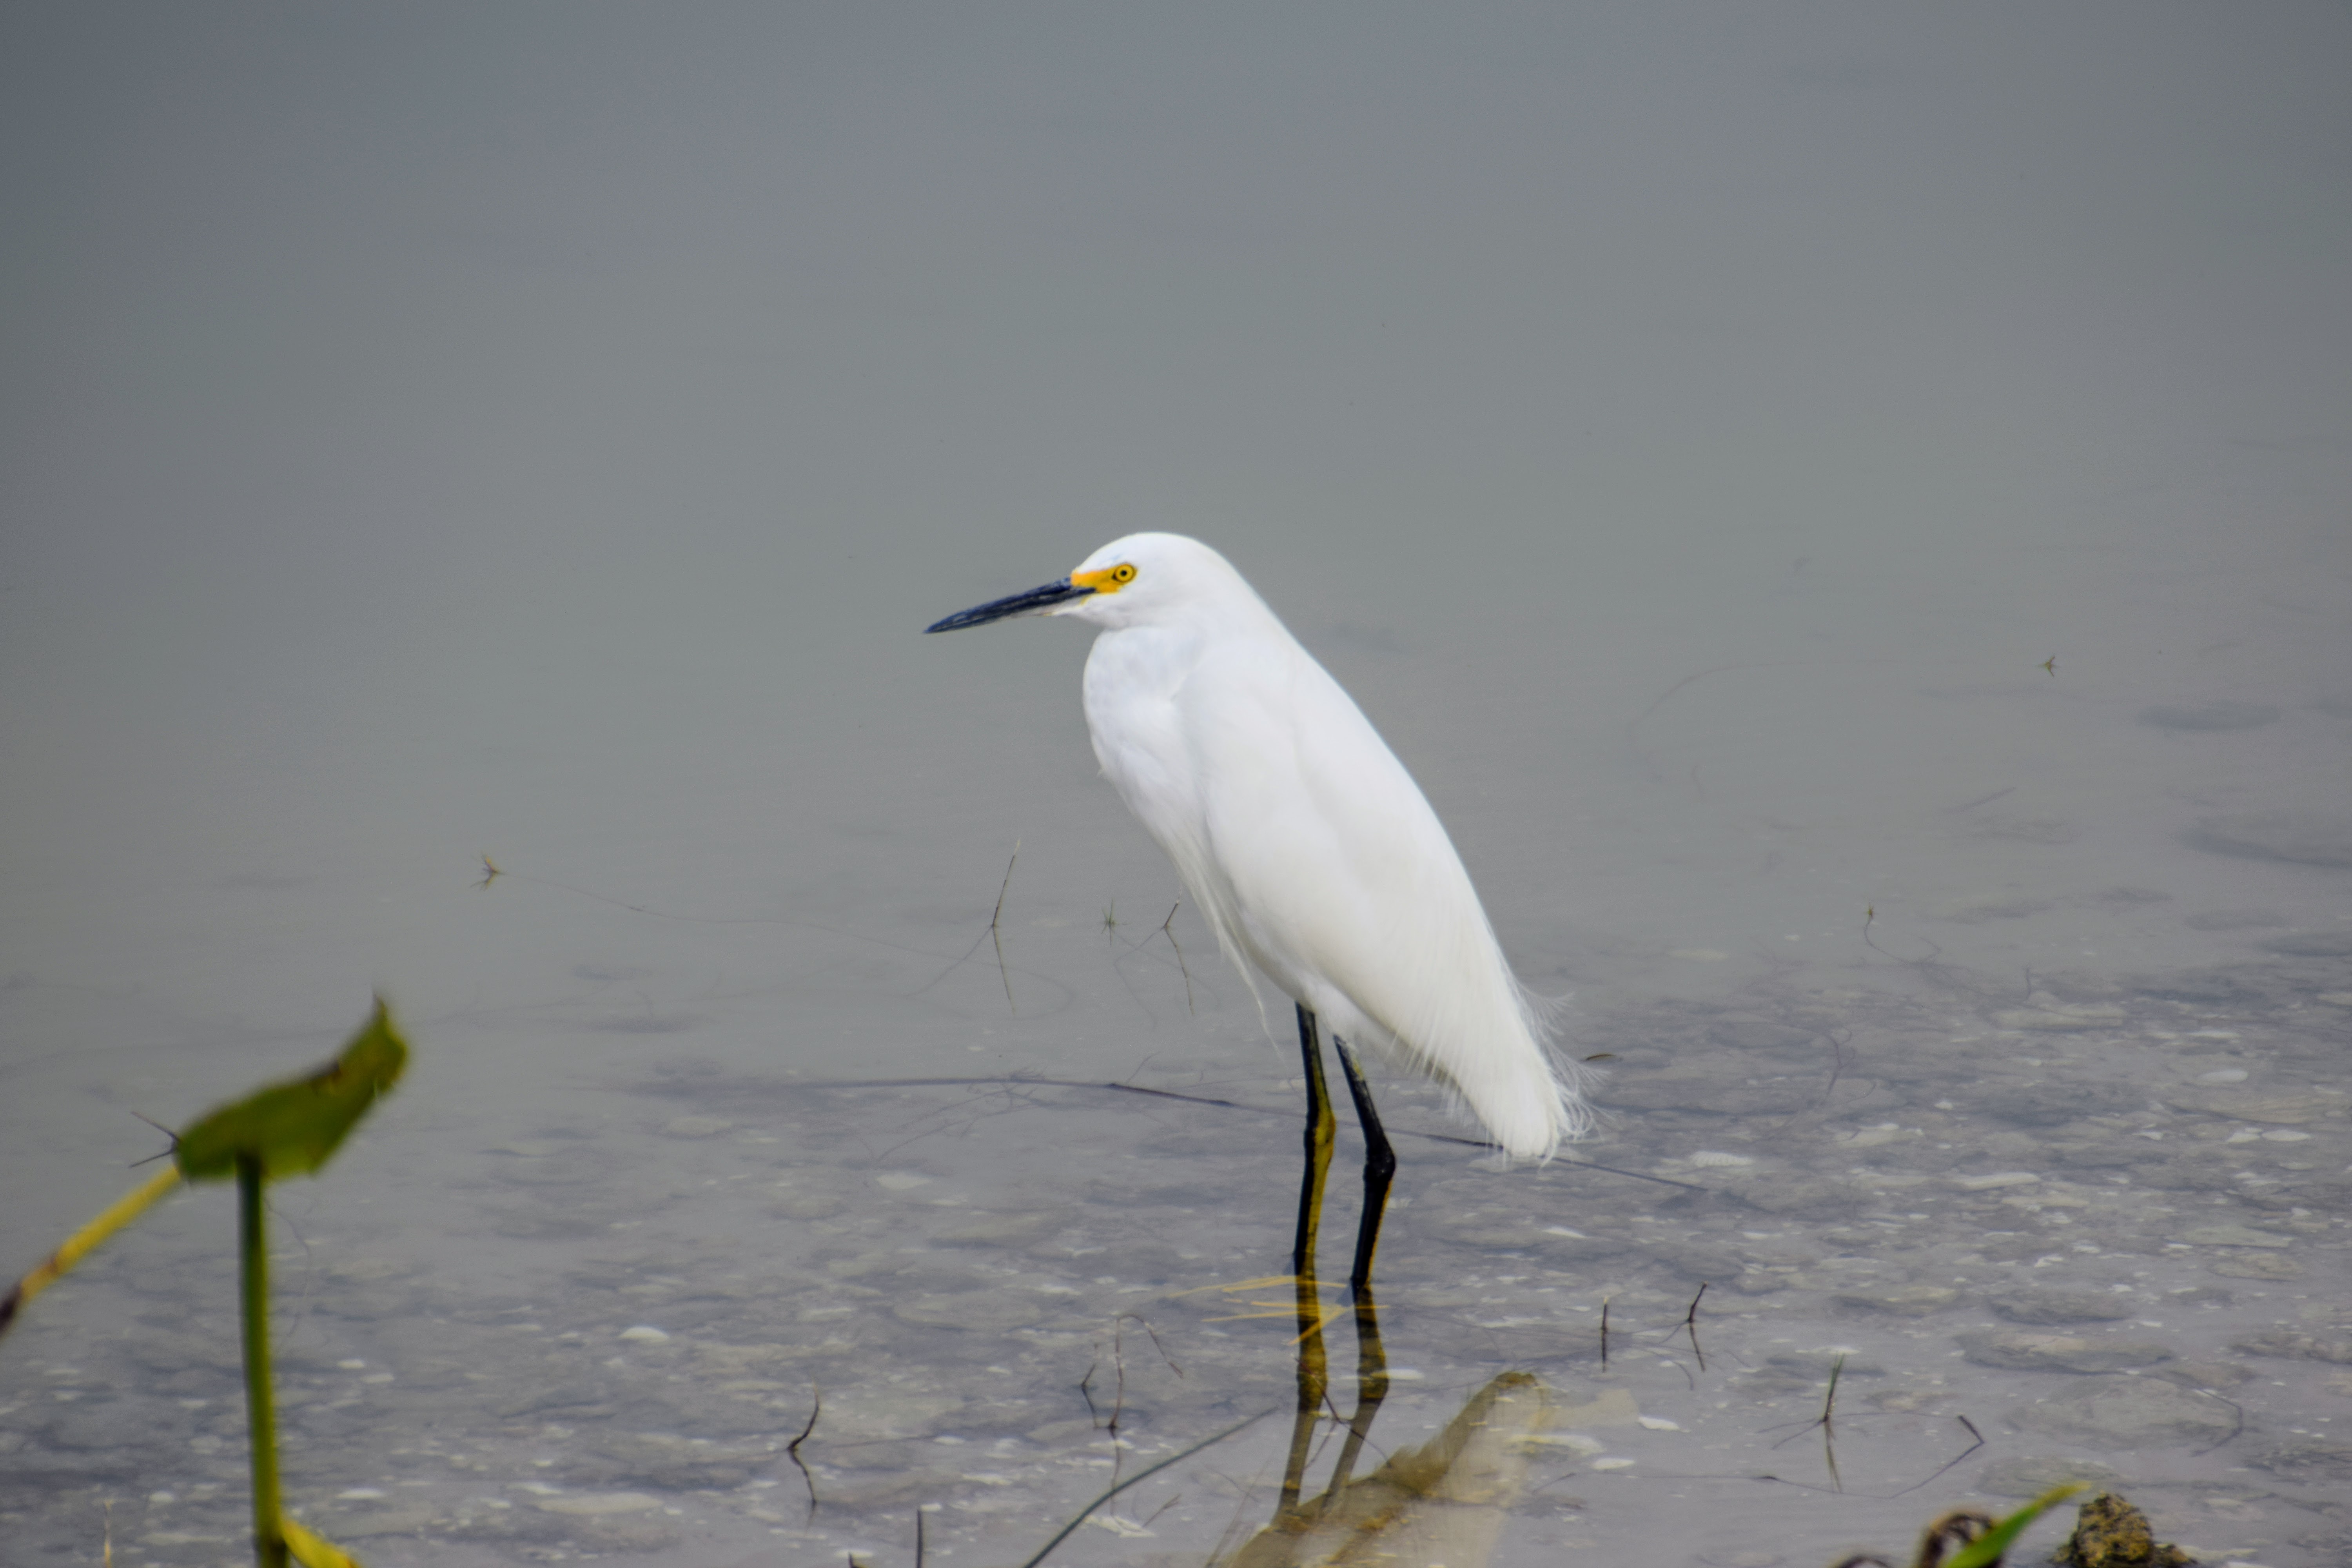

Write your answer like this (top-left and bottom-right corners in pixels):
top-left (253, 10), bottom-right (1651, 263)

top-left (1945, 1484), bottom-right (2087, 1568)
top-left (175, 998), bottom-right (409, 1183)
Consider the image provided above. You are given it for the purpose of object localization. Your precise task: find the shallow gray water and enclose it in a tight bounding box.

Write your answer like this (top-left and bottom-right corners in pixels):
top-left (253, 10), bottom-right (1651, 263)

top-left (4, 5), bottom-right (2349, 1566)
top-left (7, 947), bottom-right (2352, 1566)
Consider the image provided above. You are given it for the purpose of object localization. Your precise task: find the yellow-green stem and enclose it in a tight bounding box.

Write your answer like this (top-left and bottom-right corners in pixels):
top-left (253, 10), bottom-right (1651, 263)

top-left (0, 1165), bottom-right (181, 1340)
top-left (238, 1156), bottom-right (288, 1568)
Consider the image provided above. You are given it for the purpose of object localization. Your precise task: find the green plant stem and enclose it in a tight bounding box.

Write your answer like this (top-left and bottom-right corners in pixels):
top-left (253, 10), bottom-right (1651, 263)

top-left (238, 1156), bottom-right (288, 1568)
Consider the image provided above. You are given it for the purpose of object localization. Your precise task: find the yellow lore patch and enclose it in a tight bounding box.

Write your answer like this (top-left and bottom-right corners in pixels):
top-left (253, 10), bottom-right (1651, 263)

top-left (1072, 562), bottom-right (1138, 594)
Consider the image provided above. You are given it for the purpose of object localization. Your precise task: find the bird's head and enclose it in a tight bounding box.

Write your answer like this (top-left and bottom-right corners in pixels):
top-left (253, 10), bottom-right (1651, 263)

top-left (924, 533), bottom-right (1254, 635)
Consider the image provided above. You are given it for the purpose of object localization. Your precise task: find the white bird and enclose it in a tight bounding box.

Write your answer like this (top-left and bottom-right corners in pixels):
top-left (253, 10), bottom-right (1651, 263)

top-left (927, 533), bottom-right (1588, 1291)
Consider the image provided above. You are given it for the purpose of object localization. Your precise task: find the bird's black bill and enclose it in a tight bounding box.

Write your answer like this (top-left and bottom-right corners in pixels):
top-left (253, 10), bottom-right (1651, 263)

top-left (924, 579), bottom-right (1092, 633)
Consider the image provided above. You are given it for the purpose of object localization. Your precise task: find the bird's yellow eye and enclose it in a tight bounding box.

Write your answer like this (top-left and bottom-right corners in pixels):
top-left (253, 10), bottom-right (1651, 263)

top-left (1073, 561), bottom-right (1139, 594)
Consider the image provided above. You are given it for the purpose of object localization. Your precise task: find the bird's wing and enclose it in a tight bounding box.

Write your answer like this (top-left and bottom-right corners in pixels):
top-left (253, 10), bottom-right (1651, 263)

top-left (1182, 642), bottom-right (1479, 1022)
top-left (1178, 638), bottom-right (1573, 1157)
top-left (1082, 624), bottom-right (1264, 998)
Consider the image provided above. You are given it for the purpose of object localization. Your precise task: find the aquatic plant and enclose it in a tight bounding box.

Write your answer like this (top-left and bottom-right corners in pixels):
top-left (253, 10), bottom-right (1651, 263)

top-left (2, 1000), bottom-right (408, 1568)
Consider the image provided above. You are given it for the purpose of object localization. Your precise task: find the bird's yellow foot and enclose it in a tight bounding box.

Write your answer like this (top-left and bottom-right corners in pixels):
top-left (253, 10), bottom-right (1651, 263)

top-left (1177, 1275), bottom-right (1350, 1341)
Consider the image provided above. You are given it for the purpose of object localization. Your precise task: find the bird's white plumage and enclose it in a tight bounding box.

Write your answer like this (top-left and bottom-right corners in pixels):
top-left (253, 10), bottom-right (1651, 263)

top-left (1051, 533), bottom-right (1588, 1160)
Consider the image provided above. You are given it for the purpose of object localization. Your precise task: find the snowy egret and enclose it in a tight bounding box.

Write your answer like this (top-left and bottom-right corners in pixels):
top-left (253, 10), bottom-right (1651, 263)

top-left (927, 533), bottom-right (1588, 1290)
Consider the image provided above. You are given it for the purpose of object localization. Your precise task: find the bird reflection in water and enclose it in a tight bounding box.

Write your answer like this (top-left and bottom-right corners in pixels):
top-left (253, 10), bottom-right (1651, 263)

top-left (1202, 1069), bottom-right (1553, 1568)
top-left (1214, 1251), bottom-right (1553, 1568)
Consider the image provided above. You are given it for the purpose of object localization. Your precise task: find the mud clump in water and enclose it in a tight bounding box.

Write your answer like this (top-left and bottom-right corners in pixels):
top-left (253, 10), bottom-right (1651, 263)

top-left (2057, 1491), bottom-right (2193, 1568)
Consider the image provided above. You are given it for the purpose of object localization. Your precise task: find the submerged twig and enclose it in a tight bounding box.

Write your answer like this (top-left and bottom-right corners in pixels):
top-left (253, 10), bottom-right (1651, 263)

top-left (780, 1076), bottom-right (1712, 1187)
top-left (1727, 1413), bottom-right (1990, 1502)
top-left (481, 854), bottom-right (1078, 1012)
top-left (990, 845), bottom-right (1020, 1014)
top-left (1110, 1325), bottom-right (1127, 1436)
top-left (1767, 1025), bottom-right (1852, 1132)
top-left (2187, 1389), bottom-right (2245, 1457)
top-left (1555, 1157), bottom-right (1708, 1192)
top-left (1944, 785), bottom-right (2017, 815)
top-left (1861, 903), bottom-right (1945, 966)
top-left (1770, 1352), bottom-right (1848, 1492)
top-left (1739, 1414), bottom-right (1987, 1499)
top-left (1683, 1283), bottom-right (1708, 1372)
top-left (1160, 902), bottom-right (1194, 1015)
top-left (1887, 1416), bottom-right (1987, 1498)
top-left (267, 1195), bottom-right (319, 1360)
top-left (907, 844), bottom-right (1034, 1009)
top-left (1106, 1329), bottom-right (1129, 1491)
top-left (787, 1387), bottom-right (822, 1517)
top-left (1123, 1312), bottom-right (1185, 1380)
top-left (1599, 1298), bottom-right (1610, 1370)
top-left (1769, 1354), bottom-right (1844, 1467)
top-left (1016, 1410), bottom-right (1272, 1568)
top-left (1, 1166), bottom-right (181, 1340)
top-left (129, 1111), bottom-right (180, 1166)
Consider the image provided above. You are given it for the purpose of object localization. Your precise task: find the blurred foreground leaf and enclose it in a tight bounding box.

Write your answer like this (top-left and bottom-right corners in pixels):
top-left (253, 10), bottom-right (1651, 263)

top-left (280, 1514), bottom-right (364, 1567)
top-left (176, 998), bottom-right (408, 1183)
top-left (1, 1166), bottom-right (182, 1339)
top-left (1946, 1484), bottom-right (2086, 1568)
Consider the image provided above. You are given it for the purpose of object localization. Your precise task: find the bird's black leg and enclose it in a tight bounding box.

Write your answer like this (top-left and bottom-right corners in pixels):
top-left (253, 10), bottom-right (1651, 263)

top-left (1332, 1038), bottom-right (1397, 1296)
top-left (1292, 1004), bottom-right (1336, 1280)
